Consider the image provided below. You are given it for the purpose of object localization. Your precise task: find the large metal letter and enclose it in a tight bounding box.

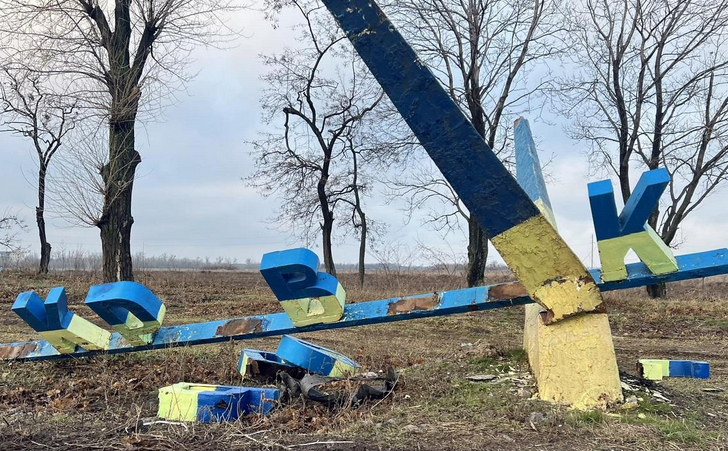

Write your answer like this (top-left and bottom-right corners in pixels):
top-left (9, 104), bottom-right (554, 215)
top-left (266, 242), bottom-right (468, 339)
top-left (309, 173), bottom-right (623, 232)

top-left (12, 287), bottom-right (111, 354)
top-left (85, 282), bottom-right (166, 346)
top-left (589, 169), bottom-right (678, 282)
top-left (260, 248), bottom-right (346, 327)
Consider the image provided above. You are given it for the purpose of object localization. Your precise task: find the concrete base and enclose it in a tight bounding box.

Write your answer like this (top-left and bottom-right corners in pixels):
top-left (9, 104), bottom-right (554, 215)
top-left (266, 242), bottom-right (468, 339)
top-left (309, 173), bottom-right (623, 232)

top-left (524, 304), bottom-right (622, 409)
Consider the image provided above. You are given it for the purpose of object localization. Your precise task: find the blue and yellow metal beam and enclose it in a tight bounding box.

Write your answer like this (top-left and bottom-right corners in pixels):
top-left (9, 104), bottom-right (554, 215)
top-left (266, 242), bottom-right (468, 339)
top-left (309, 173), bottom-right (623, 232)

top-left (319, 0), bottom-right (602, 322)
top-left (2, 248), bottom-right (727, 362)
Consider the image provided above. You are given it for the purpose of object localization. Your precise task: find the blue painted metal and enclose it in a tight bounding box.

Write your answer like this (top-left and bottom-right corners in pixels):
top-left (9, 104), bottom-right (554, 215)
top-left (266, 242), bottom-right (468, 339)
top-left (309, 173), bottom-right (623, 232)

top-left (588, 169), bottom-right (670, 240)
top-left (587, 180), bottom-right (622, 241)
top-left (260, 248), bottom-right (339, 301)
top-left (276, 335), bottom-right (360, 377)
top-left (514, 118), bottom-right (553, 212)
top-left (85, 282), bottom-right (165, 327)
top-left (319, 0), bottom-right (538, 237)
top-left (620, 169), bottom-right (670, 235)
top-left (3, 248), bottom-right (728, 362)
top-left (590, 249), bottom-right (728, 288)
top-left (197, 386), bottom-right (279, 421)
top-left (669, 360), bottom-right (710, 379)
top-left (12, 287), bottom-right (73, 331)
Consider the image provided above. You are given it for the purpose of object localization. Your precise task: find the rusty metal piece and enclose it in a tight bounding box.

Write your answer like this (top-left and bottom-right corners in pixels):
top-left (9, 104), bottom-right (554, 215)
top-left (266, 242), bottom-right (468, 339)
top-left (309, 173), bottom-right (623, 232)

top-left (0, 342), bottom-right (38, 359)
top-left (488, 283), bottom-right (528, 300)
top-left (215, 318), bottom-right (263, 337)
top-left (387, 295), bottom-right (439, 315)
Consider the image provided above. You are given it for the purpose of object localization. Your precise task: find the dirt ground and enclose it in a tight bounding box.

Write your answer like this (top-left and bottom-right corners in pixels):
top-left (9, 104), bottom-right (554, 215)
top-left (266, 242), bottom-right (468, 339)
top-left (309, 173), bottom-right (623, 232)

top-left (0, 269), bottom-right (726, 450)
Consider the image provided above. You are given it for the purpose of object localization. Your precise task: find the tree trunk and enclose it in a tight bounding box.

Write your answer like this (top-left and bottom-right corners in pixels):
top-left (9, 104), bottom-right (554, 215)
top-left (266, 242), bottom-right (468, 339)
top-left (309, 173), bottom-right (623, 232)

top-left (646, 282), bottom-right (667, 298)
top-left (358, 211), bottom-right (366, 288)
top-left (321, 211), bottom-right (336, 277)
top-left (36, 164), bottom-right (50, 274)
top-left (98, 119), bottom-right (139, 282)
top-left (646, 207), bottom-right (668, 299)
top-left (466, 216), bottom-right (488, 287)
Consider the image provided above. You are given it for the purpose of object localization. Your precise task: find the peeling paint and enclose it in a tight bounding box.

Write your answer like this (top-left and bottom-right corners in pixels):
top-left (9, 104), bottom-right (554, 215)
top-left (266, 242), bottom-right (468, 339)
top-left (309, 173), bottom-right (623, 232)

top-left (215, 318), bottom-right (263, 337)
top-left (488, 282), bottom-right (528, 300)
top-left (0, 342), bottom-right (37, 359)
top-left (387, 295), bottom-right (439, 315)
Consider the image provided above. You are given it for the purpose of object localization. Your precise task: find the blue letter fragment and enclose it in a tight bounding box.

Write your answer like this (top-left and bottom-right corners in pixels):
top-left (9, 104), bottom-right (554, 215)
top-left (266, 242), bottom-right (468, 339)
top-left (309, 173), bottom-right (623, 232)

top-left (85, 282), bottom-right (166, 346)
top-left (12, 287), bottom-right (111, 353)
top-left (260, 248), bottom-right (345, 327)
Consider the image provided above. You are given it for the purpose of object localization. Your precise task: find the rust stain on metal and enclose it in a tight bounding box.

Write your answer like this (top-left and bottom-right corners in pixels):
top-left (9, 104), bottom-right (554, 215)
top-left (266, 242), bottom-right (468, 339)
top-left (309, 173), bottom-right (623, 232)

top-left (488, 282), bottom-right (528, 300)
top-left (0, 342), bottom-right (38, 360)
top-left (387, 295), bottom-right (439, 315)
top-left (216, 318), bottom-right (263, 337)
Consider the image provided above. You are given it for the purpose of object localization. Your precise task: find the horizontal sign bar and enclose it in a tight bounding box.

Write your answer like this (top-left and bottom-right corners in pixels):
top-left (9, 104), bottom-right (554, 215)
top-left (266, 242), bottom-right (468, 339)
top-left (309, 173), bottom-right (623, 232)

top-left (1, 248), bottom-right (727, 362)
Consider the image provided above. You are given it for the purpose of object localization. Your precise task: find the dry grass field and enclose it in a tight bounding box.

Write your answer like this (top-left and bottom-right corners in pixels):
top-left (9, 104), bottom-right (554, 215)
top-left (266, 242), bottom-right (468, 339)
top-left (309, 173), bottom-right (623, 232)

top-left (0, 269), bottom-right (726, 450)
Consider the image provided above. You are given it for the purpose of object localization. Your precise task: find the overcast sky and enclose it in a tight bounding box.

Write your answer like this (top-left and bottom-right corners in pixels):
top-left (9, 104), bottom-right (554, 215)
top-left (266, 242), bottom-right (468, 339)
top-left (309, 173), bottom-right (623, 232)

top-left (2, 7), bottom-right (727, 267)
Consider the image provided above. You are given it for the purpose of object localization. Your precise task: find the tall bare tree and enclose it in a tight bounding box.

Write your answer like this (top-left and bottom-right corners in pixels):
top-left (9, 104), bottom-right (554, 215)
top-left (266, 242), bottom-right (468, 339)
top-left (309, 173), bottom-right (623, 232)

top-left (560, 0), bottom-right (728, 297)
top-left (383, 0), bottom-right (562, 287)
top-left (249, 0), bottom-right (387, 279)
top-left (0, 0), bottom-right (240, 282)
top-left (0, 70), bottom-right (77, 274)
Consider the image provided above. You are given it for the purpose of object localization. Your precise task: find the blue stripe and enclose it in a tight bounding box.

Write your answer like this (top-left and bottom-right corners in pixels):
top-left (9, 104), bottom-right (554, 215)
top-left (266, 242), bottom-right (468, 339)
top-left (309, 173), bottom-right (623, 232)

top-left (85, 282), bottom-right (164, 325)
top-left (667, 360), bottom-right (709, 379)
top-left (514, 118), bottom-right (553, 208)
top-left (588, 180), bottom-right (622, 241)
top-left (619, 168), bottom-right (670, 235)
top-left (276, 335), bottom-right (359, 375)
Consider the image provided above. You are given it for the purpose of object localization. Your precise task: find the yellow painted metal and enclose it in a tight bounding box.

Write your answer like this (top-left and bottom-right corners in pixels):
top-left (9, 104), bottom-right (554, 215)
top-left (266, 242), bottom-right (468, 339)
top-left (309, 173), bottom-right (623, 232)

top-left (113, 304), bottom-right (166, 346)
top-left (491, 214), bottom-right (603, 322)
top-left (524, 307), bottom-right (622, 409)
top-left (329, 356), bottom-right (360, 377)
top-left (157, 382), bottom-right (208, 422)
top-left (598, 228), bottom-right (678, 282)
top-left (38, 314), bottom-right (112, 354)
top-left (279, 283), bottom-right (345, 327)
top-left (638, 359), bottom-right (669, 381)
top-left (521, 195), bottom-right (622, 410)
top-left (534, 198), bottom-right (557, 229)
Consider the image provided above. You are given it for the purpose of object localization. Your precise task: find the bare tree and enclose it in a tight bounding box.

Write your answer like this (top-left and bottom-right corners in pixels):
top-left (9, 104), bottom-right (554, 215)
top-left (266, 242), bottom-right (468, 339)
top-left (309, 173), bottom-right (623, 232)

top-left (383, 0), bottom-right (562, 287)
top-left (0, 69), bottom-right (77, 274)
top-left (560, 0), bottom-right (728, 297)
top-left (249, 0), bottom-right (388, 280)
top-left (0, 212), bottom-right (25, 253)
top-left (0, 0), bottom-right (241, 282)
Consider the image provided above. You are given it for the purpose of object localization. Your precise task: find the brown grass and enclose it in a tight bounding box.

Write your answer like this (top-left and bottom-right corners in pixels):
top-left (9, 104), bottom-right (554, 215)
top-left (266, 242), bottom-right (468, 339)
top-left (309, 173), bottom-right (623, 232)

top-left (0, 269), bottom-right (726, 450)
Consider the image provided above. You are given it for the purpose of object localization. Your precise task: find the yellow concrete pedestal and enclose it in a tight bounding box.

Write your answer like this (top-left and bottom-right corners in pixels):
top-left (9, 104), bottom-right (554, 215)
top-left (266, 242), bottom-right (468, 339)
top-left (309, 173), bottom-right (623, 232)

top-left (524, 303), bottom-right (622, 409)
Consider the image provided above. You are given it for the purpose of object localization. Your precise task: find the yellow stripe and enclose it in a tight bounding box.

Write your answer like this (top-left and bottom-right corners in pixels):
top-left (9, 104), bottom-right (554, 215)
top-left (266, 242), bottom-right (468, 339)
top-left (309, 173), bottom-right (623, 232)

top-left (534, 198), bottom-right (557, 229)
top-left (113, 304), bottom-right (167, 346)
top-left (280, 283), bottom-right (346, 327)
top-left (39, 315), bottom-right (112, 354)
top-left (491, 214), bottom-right (602, 321)
top-left (597, 228), bottom-right (678, 282)
top-left (526, 310), bottom-right (622, 409)
top-left (329, 359), bottom-right (359, 377)
top-left (639, 359), bottom-right (669, 381)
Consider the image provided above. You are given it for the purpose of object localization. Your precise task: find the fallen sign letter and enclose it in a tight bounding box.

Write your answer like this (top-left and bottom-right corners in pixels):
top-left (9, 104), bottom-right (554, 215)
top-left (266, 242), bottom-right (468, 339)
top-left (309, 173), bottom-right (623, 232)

top-left (260, 248), bottom-right (346, 327)
top-left (12, 287), bottom-right (111, 354)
